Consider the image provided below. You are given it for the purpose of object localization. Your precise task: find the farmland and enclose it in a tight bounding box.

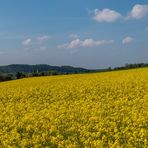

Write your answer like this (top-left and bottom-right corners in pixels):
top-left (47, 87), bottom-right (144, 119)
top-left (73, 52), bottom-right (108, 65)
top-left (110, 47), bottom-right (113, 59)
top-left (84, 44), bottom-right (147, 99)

top-left (0, 68), bottom-right (147, 147)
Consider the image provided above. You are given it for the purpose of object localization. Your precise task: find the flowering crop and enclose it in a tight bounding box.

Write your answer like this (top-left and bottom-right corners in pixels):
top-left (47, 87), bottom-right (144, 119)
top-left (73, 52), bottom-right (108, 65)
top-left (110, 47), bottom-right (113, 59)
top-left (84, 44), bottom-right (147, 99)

top-left (0, 68), bottom-right (147, 147)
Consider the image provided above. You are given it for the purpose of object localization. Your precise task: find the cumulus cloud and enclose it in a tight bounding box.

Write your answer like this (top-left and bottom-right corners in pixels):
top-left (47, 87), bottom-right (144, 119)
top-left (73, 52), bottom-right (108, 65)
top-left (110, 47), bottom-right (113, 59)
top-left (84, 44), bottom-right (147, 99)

top-left (92, 4), bottom-right (148, 23)
top-left (37, 35), bottom-right (49, 42)
top-left (122, 36), bottom-right (134, 44)
top-left (22, 38), bottom-right (32, 45)
top-left (126, 4), bottom-right (148, 20)
top-left (92, 8), bottom-right (122, 23)
top-left (58, 38), bottom-right (114, 49)
top-left (22, 35), bottom-right (50, 48)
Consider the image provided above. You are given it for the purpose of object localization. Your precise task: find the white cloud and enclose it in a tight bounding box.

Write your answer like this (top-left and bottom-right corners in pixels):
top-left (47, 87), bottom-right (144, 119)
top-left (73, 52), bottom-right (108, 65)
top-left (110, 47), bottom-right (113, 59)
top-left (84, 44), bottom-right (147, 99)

top-left (58, 38), bottom-right (114, 49)
top-left (22, 38), bottom-right (32, 45)
top-left (69, 34), bottom-right (79, 39)
top-left (37, 35), bottom-right (49, 42)
top-left (58, 39), bottom-right (82, 49)
top-left (126, 4), bottom-right (148, 20)
top-left (22, 35), bottom-right (49, 47)
top-left (93, 8), bottom-right (122, 23)
top-left (92, 4), bottom-right (148, 23)
top-left (82, 39), bottom-right (114, 47)
top-left (122, 36), bottom-right (134, 44)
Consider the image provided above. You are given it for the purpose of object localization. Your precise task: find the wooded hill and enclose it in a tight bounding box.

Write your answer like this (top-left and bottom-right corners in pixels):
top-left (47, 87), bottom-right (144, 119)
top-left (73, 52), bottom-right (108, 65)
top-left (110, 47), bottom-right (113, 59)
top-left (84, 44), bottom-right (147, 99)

top-left (0, 64), bottom-right (90, 74)
top-left (0, 63), bottom-right (148, 82)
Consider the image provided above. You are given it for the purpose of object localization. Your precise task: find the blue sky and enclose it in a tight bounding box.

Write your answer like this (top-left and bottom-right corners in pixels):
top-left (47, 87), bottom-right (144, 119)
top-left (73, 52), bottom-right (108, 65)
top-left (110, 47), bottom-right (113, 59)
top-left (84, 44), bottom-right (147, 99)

top-left (0, 0), bottom-right (148, 69)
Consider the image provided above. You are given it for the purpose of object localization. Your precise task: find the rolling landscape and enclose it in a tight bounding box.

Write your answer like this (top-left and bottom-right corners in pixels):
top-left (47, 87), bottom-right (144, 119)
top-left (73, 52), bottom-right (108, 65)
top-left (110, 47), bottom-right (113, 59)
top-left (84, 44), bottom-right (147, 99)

top-left (0, 0), bottom-right (148, 147)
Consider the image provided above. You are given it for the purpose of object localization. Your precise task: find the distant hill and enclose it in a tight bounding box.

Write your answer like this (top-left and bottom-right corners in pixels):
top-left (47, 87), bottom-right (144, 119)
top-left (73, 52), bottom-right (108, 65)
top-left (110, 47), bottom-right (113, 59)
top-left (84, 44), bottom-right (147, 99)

top-left (0, 64), bottom-right (91, 74)
top-left (0, 63), bottom-right (148, 74)
top-left (0, 63), bottom-right (148, 82)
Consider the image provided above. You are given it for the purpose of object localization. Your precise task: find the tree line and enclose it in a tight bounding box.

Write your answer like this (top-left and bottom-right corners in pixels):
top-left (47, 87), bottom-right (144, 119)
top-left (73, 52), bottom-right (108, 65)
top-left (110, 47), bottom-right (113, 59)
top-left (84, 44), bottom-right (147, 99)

top-left (0, 63), bottom-right (148, 82)
top-left (0, 70), bottom-right (60, 82)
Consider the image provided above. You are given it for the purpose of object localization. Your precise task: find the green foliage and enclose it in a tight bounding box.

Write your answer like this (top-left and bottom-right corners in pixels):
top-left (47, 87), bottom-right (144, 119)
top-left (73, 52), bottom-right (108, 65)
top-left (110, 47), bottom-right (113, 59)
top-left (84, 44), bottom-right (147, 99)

top-left (0, 74), bottom-right (14, 82)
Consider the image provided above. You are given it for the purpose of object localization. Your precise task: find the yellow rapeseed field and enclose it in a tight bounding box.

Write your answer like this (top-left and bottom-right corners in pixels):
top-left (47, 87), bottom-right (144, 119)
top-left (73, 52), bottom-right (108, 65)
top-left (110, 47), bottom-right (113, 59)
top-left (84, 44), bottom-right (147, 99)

top-left (0, 68), bottom-right (147, 147)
